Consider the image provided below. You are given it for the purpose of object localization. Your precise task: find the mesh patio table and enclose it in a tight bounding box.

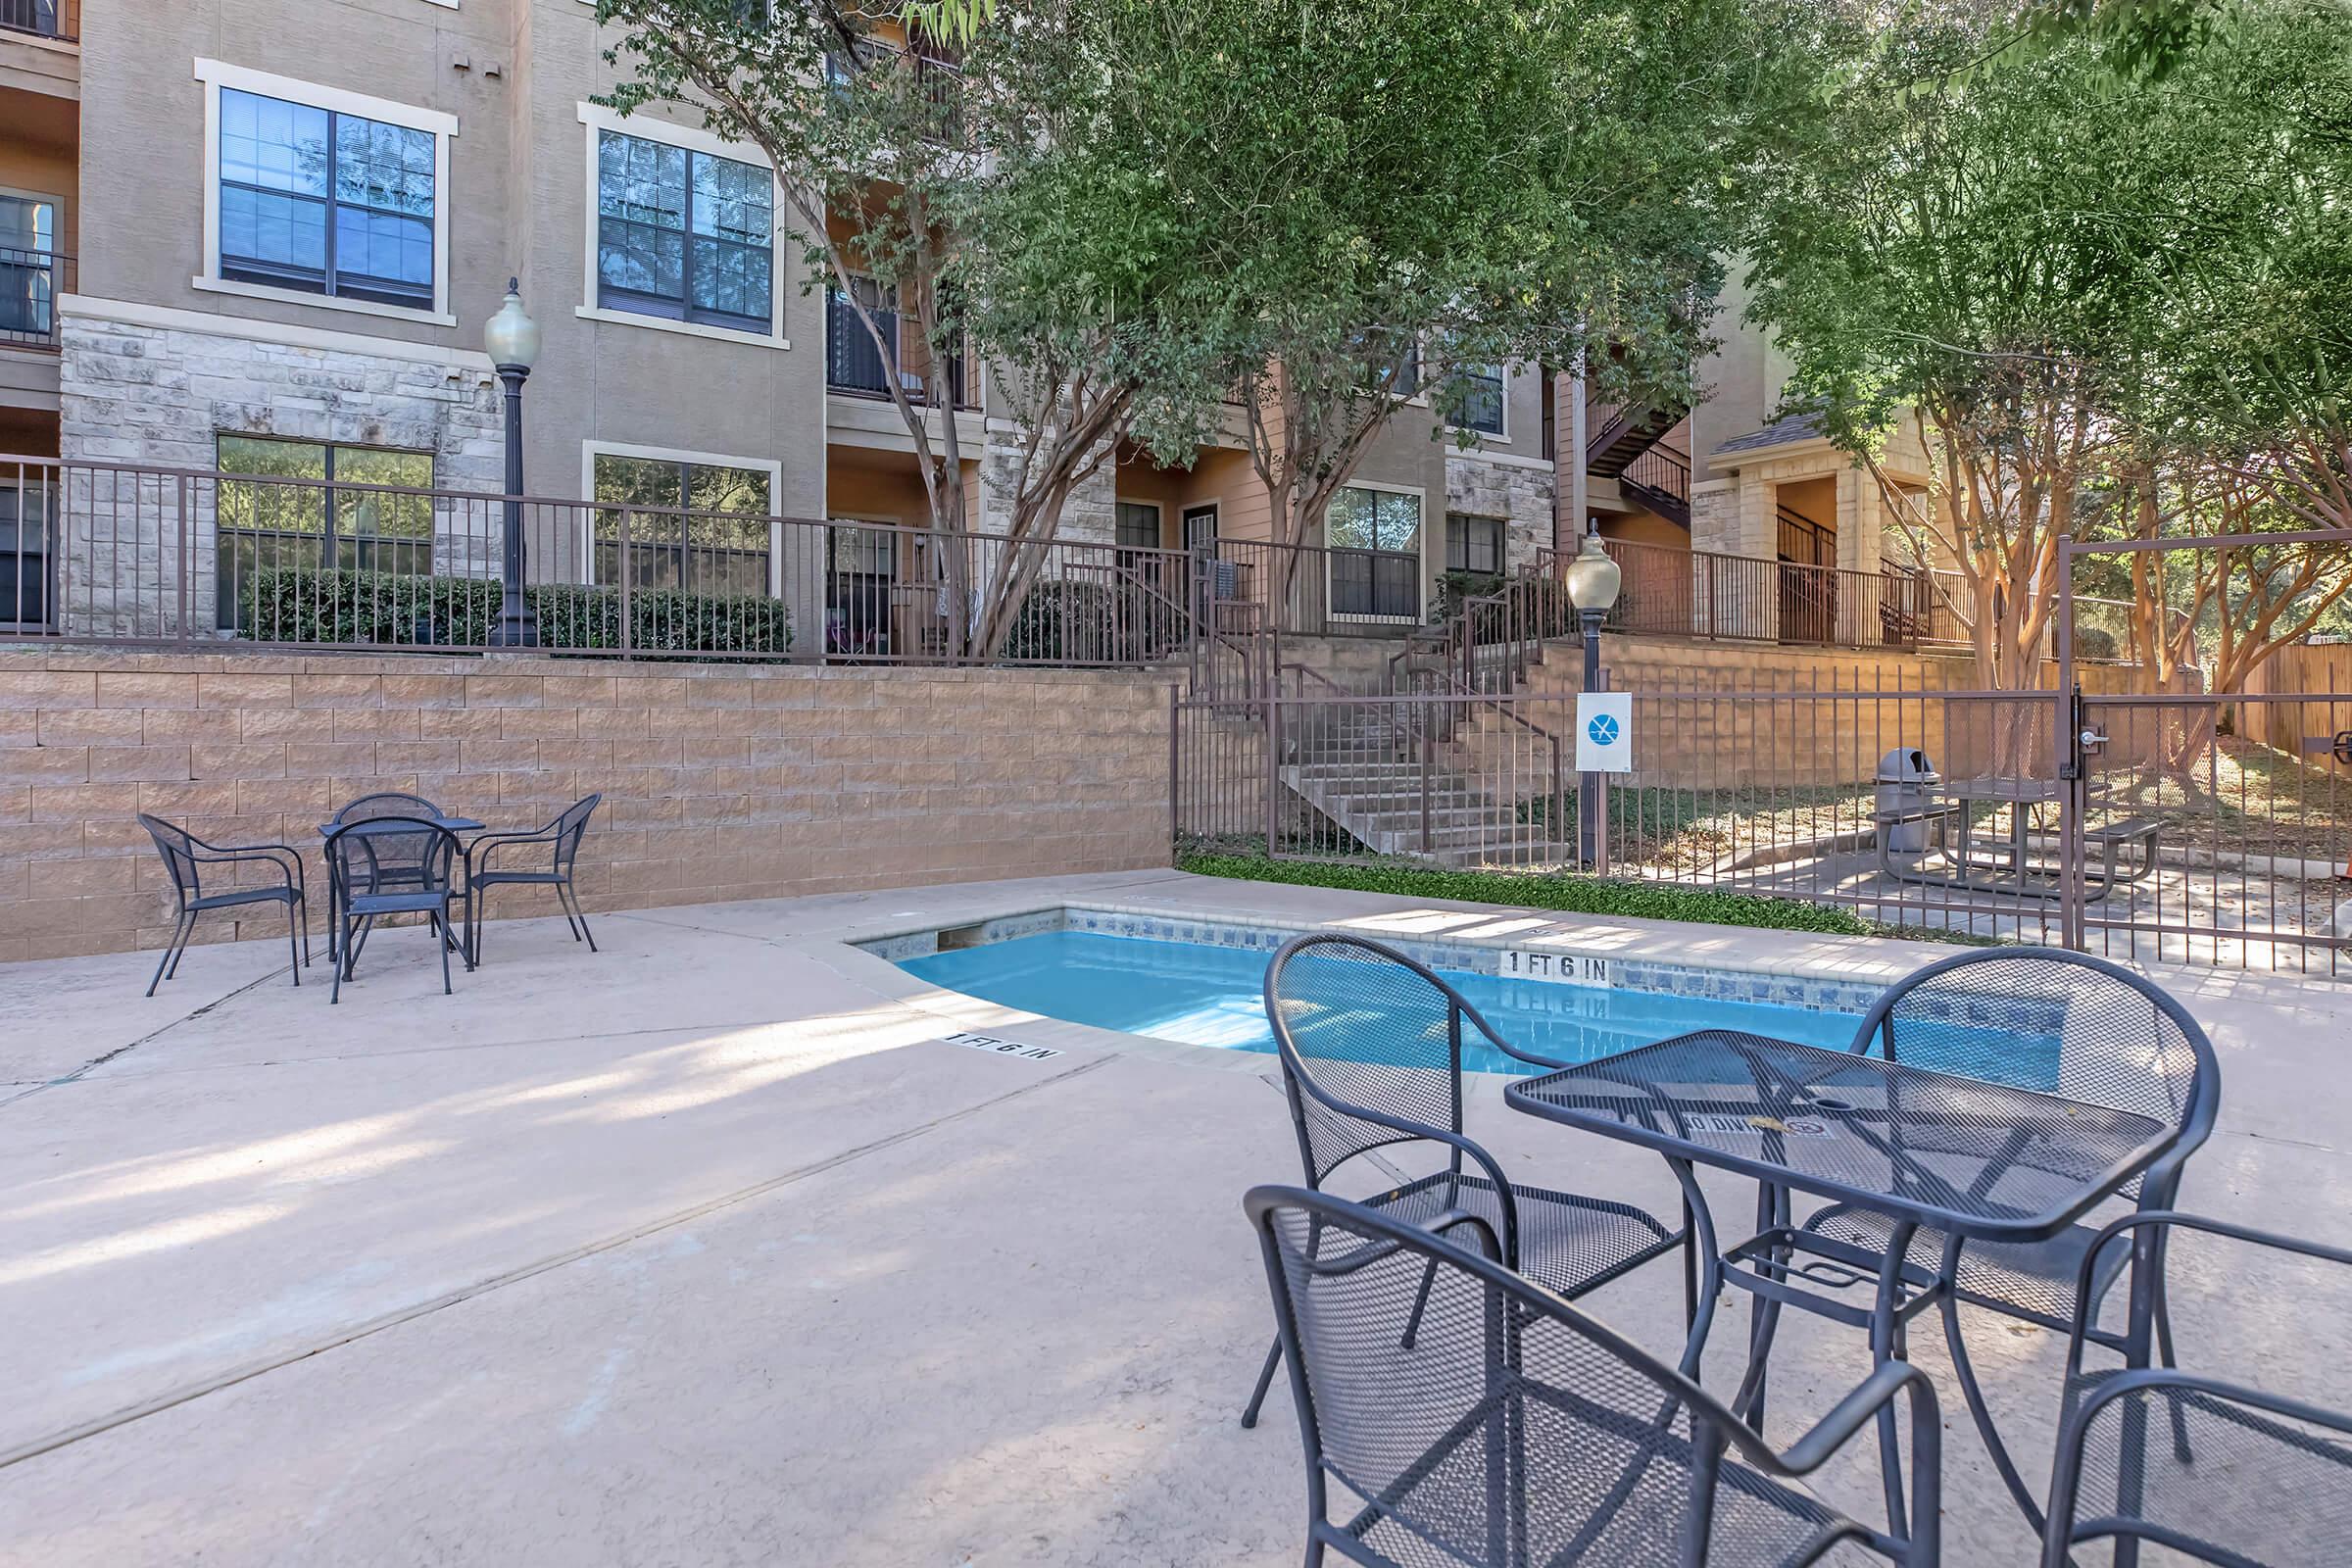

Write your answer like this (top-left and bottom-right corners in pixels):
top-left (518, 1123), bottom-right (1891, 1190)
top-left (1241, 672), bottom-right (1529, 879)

top-left (1505, 1028), bottom-right (2182, 1539)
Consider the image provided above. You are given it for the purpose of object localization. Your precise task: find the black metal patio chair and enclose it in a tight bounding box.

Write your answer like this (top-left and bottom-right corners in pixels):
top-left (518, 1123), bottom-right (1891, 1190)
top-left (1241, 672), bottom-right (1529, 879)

top-left (324, 815), bottom-right (462, 1004)
top-left (464, 793), bottom-right (601, 966)
top-left (1797, 947), bottom-right (2221, 1529)
top-left (136, 813), bottom-right (310, 997)
top-left (2041, 1211), bottom-right (2352, 1567)
top-left (331, 791), bottom-right (445, 826)
top-left (1248, 1184), bottom-right (1941, 1567)
top-left (1241, 933), bottom-right (1696, 1430)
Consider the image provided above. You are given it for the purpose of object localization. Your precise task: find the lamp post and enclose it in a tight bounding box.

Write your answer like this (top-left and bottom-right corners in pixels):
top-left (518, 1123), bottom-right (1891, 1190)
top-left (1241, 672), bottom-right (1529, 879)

top-left (484, 278), bottom-right (540, 648)
top-left (1562, 521), bottom-right (1622, 870)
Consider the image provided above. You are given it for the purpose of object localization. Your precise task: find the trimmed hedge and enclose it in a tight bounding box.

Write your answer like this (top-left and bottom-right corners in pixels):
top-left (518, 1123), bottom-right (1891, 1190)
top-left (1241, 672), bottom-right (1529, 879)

top-left (1174, 853), bottom-right (1997, 947)
top-left (998, 577), bottom-right (1182, 663)
top-left (235, 565), bottom-right (792, 655)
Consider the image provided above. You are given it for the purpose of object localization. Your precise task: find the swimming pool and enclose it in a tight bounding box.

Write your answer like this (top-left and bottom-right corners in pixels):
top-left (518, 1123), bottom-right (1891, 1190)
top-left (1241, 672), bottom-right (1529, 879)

top-left (900, 928), bottom-right (1866, 1072)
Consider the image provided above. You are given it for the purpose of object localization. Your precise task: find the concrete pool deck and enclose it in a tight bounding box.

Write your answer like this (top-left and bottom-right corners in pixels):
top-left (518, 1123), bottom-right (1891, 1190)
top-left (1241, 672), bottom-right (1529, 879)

top-left (1, 869), bottom-right (2347, 1565)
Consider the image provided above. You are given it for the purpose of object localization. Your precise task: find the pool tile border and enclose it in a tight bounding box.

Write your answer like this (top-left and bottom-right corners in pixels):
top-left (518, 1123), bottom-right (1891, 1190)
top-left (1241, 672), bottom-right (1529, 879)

top-left (858, 904), bottom-right (1893, 1019)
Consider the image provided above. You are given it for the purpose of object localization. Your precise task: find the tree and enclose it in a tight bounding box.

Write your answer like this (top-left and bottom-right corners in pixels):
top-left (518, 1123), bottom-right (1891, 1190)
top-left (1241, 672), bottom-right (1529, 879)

top-left (1743, 6), bottom-right (2173, 694)
top-left (595, 1), bottom-right (1236, 657)
top-left (1133, 0), bottom-right (1814, 603)
top-left (2111, 0), bottom-right (2352, 706)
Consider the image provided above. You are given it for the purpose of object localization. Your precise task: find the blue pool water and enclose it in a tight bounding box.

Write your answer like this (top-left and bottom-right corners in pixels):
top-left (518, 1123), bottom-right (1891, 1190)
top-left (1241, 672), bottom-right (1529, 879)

top-left (900, 929), bottom-right (1866, 1071)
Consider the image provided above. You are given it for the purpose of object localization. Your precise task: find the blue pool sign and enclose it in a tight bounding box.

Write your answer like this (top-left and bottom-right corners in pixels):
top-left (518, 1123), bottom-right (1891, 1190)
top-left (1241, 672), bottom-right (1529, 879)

top-left (1576, 692), bottom-right (1634, 773)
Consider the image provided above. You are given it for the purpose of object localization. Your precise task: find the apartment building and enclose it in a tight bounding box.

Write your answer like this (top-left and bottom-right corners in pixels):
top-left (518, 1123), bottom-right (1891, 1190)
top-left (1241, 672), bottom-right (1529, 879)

top-left (2, 0), bottom-right (1906, 655)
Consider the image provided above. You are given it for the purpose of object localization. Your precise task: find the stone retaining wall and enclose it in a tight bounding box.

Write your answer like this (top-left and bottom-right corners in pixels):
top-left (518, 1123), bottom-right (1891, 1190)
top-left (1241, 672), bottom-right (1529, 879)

top-left (0, 651), bottom-right (1175, 964)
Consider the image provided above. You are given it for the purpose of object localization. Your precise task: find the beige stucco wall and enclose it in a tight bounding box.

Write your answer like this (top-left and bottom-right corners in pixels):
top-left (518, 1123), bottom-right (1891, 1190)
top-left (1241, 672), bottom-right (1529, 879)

top-left (68, 0), bottom-right (828, 522)
top-left (0, 649), bottom-right (1176, 963)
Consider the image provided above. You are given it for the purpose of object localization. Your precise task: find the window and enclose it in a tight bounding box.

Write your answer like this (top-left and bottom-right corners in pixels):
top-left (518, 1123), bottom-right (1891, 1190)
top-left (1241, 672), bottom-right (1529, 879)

top-left (216, 88), bottom-right (435, 309)
top-left (1352, 330), bottom-right (1419, 399)
top-left (591, 451), bottom-right (775, 596)
top-left (216, 435), bottom-right (434, 629)
top-left (0, 466), bottom-right (55, 629)
top-left (1325, 486), bottom-right (1422, 619)
top-left (197, 62), bottom-right (453, 320)
top-left (0, 194), bottom-right (57, 345)
top-left (596, 129), bottom-right (774, 333)
top-left (1455, 365), bottom-right (1505, 436)
top-left (1115, 502), bottom-right (1162, 551)
top-left (1446, 514), bottom-right (1505, 576)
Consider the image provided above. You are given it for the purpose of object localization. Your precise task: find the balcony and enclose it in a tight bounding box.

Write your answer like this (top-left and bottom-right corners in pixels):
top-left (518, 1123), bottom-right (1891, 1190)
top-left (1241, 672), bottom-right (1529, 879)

top-left (0, 246), bottom-right (68, 351)
top-left (823, 36), bottom-right (964, 146)
top-left (0, 0), bottom-right (73, 41)
top-left (824, 287), bottom-right (978, 409)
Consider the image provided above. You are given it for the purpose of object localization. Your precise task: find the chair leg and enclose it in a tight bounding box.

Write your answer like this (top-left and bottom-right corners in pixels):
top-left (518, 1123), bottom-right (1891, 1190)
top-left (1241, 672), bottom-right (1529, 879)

top-left (2155, 1280), bottom-right (2192, 1463)
top-left (1939, 1291), bottom-right (2046, 1533)
top-left (298, 898), bottom-right (312, 968)
top-left (1400, 1256), bottom-right (1439, 1350)
top-left (435, 909), bottom-right (453, 997)
top-left (331, 915), bottom-right (350, 1004)
top-left (1241, 1338), bottom-right (1283, 1430)
top-left (466, 886), bottom-right (484, 969)
top-left (147, 910), bottom-right (192, 997)
top-left (564, 884), bottom-right (597, 953)
top-left (286, 902), bottom-right (302, 988)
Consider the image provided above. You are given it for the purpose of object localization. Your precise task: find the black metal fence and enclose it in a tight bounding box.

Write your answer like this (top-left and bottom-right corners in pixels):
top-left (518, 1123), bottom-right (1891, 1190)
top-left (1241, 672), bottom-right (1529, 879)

top-left (0, 455), bottom-right (1196, 665)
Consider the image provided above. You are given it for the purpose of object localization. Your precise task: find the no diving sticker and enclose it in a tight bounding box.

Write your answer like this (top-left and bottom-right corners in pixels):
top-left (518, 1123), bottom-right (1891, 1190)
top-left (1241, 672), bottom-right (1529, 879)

top-left (943, 1031), bottom-right (1063, 1061)
top-left (1685, 1112), bottom-right (1834, 1139)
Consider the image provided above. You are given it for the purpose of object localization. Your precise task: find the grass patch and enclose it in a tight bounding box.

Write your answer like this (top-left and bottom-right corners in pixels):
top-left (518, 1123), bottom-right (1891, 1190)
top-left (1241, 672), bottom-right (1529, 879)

top-left (1176, 852), bottom-right (2000, 946)
top-left (1176, 852), bottom-right (1875, 936)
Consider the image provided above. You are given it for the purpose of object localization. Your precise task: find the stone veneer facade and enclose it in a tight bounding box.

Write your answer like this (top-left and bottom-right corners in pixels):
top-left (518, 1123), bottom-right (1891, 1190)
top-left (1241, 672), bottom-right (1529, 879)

top-left (0, 650), bottom-right (1176, 965)
top-left (57, 308), bottom-right (509, 636)
top-left (1446, 453), bottom-right (1557, 572)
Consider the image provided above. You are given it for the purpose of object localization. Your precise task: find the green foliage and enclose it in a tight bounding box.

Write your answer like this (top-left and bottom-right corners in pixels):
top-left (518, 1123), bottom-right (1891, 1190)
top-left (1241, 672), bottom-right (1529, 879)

top-left (235, 567), bottom-right (791, 656)
top-left (1176, 853), bottom-right (1998, 946)
top-left (994, 578), bottom-right (1176, 664)
top-left (1176, 852), bottom-right (1872, 936)
top-left (1430, 570), bottom-right (1507, 627)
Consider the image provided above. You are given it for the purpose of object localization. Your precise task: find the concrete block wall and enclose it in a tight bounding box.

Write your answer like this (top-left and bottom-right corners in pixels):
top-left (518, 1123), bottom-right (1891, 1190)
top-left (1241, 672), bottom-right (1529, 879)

top-left (0, 651), bottom-right (1176, 964)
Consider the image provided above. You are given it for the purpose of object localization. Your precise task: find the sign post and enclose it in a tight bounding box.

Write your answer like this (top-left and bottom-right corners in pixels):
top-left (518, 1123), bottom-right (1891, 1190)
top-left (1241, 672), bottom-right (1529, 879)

top-left (1575, 692), bottom-right (1633, 871)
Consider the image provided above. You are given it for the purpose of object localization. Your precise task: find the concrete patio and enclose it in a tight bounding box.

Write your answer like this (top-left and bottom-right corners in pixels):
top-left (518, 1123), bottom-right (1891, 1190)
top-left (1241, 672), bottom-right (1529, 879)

top-left (1, 870), bottom-right (2347, 1566)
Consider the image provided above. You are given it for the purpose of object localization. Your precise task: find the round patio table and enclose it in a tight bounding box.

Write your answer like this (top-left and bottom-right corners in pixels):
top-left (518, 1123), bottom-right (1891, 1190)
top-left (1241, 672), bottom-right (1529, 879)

top-left (1505, 1027), bottom-right (2182, 1541)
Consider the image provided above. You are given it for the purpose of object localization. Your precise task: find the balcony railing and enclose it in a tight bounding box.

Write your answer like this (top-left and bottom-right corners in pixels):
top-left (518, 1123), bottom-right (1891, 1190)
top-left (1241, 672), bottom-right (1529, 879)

top-left (1196, 537), bottom-right (1424, 640)
top-left (0, 0), bottom-right (74, 41)
top-left (0, 454), bottom-right (1198, 666)
top-left (824, 36), bottom-right (964, 145)
top-left (1536, 536), bottom-right (1940, 651)
top-left (825, 288), bottom-right (979, 408)
top-left (0, 247), bottom-right (69, 349)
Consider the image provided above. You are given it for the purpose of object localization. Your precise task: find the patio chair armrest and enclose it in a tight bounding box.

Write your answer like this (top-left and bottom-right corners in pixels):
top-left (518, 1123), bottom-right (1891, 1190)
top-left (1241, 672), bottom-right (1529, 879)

top-left (1313, 1090), bottom-right (1522, 1263)
top-left (466, 828), bottom-right (557, 873)
top-left (1776, 1359), bottom-right (1939, 1476)
top-left (2067, 1209), bottom-right (2352, 1352)
top-left (192, 842), bottom-right (306, 893)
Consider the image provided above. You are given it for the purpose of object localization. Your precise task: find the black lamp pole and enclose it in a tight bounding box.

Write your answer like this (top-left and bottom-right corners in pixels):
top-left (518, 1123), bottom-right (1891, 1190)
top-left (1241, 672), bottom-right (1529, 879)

top-left (1579, 607), bottom-right (1603, 868)
top-left (486, 278), bottom-right (538, 649)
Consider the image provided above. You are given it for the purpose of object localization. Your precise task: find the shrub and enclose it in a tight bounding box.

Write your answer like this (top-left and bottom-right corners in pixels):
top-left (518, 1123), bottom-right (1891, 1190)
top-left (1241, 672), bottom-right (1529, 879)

top-left (998, 577), bottom-right (1181, 663)
top-left (1172, 852), bottom-right (1996, 945)
top-left (234, 566), bottom-right (791, 656)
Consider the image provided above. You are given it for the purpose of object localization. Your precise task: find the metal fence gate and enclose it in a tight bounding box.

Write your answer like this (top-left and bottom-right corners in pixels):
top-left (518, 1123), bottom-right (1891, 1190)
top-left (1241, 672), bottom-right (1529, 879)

top-left (1174, 530), bottom-right (2352, 977)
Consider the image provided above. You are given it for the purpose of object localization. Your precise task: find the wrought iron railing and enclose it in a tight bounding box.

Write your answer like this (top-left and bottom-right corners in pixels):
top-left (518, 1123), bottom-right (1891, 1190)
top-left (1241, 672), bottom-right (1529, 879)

top-left (0, 455), bottom-right (1195, 666)
top-left (824, 288), bottom-right (978, 408)
top-left (0, 247), bottom-right (69, 349)
top-left (1533, 537), bottom-right (1940, 651)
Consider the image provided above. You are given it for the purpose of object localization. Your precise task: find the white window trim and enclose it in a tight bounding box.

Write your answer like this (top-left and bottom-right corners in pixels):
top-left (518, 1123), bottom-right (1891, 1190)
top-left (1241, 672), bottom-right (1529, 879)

top-left (193, 59), bottom-right (458, 327)
top-left (581, 439), bottom-right (787, 596)
top-left (1448, 362), bottom-right (1511, 445)
top-left (1324, 479), bottom-right (1425, 625)
top-left (576, 101), bottom-right (790, 350)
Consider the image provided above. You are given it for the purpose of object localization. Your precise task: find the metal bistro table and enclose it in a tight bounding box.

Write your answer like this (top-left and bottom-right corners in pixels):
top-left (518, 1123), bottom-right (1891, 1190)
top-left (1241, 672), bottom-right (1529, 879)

top-left (318, 814), bottom-right (484, 964)
top-left (1505, 1028), bottom-right (2182, 1538)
